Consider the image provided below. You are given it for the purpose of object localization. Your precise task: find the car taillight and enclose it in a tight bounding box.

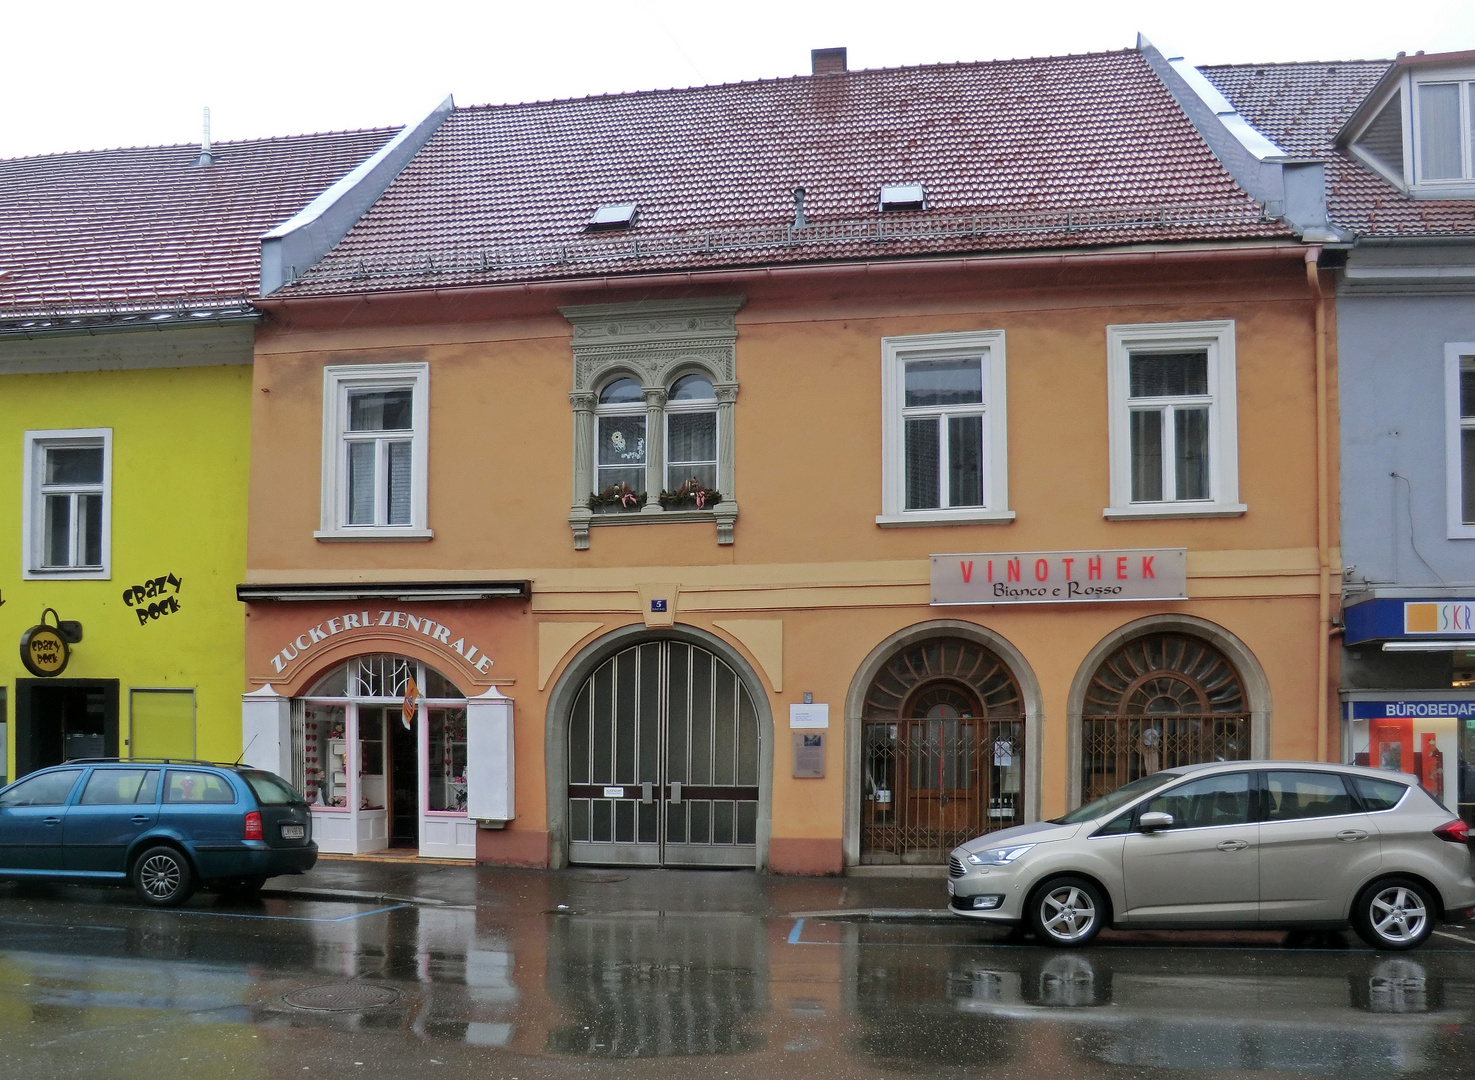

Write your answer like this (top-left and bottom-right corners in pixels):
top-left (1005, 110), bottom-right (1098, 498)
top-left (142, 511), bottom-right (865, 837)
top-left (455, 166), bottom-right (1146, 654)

top-left (244, 811), bottom-right (263, 841)
top-left (1433, 818), bottom-right (1470, 844)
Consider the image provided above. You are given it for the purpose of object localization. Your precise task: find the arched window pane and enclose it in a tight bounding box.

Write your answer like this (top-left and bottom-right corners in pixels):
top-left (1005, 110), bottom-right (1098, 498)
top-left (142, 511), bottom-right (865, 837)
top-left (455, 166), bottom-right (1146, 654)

top-left (670, 374), bottom-right (715, 401)
top-left (1080, 632), bottom-right (1250, 804)
top-left (599, 378), bottom-right (643, 404)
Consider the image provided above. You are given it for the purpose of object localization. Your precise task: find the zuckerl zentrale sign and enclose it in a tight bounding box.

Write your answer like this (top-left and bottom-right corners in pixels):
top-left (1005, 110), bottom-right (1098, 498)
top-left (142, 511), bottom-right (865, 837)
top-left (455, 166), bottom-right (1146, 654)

top-left (931, 548), bottom-right (1188, 606)
top-left (269, 609), bottom-right (493, 675)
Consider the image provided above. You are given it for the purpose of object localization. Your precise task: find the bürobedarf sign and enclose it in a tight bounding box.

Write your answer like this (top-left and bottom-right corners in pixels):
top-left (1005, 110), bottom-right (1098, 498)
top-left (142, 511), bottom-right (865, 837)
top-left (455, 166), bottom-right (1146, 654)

top-left (931, 548), bottom-right (1187, 606)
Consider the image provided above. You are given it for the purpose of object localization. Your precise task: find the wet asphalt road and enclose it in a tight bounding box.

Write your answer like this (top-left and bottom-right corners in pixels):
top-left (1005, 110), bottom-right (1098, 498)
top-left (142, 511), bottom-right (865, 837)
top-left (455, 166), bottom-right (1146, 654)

top-left (3, 867), bottom-right (1475, 1079)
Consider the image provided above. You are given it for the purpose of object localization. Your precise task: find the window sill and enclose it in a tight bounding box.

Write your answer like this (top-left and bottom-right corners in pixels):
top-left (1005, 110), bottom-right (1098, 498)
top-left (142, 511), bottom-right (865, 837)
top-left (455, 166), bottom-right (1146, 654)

top-left (875, 510), bottom-right (1016, 527)
top-left (1103, 502), bottom-right (1247, 521)
top-left (22, 567), bottom-right (109, 581)
top-left (1448, 527), bottom-right (1475, 540)
top-left (571, 502), bottom-right (737, 549)
top-left (313, 528), bottom-right (435, 542)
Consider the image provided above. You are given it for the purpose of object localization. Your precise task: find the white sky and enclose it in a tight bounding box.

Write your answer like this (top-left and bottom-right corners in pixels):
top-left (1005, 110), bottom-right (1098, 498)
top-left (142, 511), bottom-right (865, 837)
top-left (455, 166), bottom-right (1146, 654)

top-left (3, 0), bottom-right (1472, 159)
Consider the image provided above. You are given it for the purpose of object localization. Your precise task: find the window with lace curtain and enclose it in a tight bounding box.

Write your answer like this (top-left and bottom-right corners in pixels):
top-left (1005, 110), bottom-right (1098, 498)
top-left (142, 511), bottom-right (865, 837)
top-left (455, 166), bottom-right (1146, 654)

top-left (318, 363), bottom-right (431, 540)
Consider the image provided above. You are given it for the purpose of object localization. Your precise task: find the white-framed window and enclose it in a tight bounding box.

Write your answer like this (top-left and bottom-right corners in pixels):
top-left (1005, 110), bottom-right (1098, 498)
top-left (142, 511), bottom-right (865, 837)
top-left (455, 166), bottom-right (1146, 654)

top-left (22, 428), bottom-right (112, 579)
top-left (665, 373), bottom-right (718, 493)
top-left (878, 330), bottom-right (1012, 526)
top-left (1347, 70), bottom-right (1475, 196)
top-left (593, 377), bottom-right (648, 496)
top-left (317, 363), bottom-right (431, 541)
top-left (1414, 76), bottom-right (1475, 185)
top-left (1446, 344), bottom-right (1475, 538)
top-left (1105, 321), bottom-right (1244, 520)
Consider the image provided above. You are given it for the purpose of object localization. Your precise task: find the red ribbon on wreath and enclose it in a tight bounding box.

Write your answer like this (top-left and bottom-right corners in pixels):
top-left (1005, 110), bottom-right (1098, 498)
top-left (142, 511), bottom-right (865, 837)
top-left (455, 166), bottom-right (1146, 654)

top-left (619, 489), bottom-right (638, 508)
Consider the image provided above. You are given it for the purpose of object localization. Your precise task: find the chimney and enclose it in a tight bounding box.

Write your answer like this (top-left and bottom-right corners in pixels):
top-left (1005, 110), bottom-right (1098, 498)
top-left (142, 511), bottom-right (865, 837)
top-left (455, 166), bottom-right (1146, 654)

top-left (811, 47), bottom-right (847, 76)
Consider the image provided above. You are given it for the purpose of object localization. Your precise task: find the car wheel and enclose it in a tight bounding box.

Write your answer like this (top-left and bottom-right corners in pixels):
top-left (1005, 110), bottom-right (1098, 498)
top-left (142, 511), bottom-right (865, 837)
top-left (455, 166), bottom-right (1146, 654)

top-left (1028, 876), bottom-right (1106, 947)
top-left (1353, 877), bottom-right (1436, 951)
top-left (131, 846), bottom-right (196, 907)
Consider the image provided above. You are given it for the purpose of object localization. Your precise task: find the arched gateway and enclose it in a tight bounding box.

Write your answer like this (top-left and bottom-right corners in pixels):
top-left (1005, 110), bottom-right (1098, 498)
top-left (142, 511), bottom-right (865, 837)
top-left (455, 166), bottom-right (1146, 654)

top-left (562, 637), bottom-right (763, 867)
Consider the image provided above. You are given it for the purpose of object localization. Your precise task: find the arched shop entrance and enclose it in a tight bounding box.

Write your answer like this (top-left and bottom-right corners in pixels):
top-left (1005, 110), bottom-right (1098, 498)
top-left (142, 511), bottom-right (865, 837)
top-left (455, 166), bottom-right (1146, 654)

top-left (551, 629), bottom-right (769, 869)
top-left (293, 653), bottom-right (476, 859)
top-left (1078, 631), bottom-right (1251, 803)
top-left (859, 635), bottom-right (1028, 865)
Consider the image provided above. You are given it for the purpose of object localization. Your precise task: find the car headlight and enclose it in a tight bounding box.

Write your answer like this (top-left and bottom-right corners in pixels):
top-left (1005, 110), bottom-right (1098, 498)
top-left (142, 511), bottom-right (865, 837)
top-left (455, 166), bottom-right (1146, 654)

top-left (966, 844), bottom-right (1035, 866)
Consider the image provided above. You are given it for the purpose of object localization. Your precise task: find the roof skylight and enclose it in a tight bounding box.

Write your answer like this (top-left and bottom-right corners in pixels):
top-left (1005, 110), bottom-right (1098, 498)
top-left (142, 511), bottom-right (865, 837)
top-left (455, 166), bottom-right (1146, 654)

top-left (587, 203), bottom-right (638, 230)
top-left (879, 184), bottom-right (925, 211)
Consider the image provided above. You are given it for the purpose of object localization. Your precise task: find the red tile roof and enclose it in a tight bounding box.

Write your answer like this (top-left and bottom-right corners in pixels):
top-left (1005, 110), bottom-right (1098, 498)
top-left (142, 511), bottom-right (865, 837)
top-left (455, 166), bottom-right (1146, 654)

top-left (0, 129), bottom-right (395, 321)
top-left (1203, 61), bottom-right (1475, 237)
top-left (285, 49), bottom-right (1291, 296)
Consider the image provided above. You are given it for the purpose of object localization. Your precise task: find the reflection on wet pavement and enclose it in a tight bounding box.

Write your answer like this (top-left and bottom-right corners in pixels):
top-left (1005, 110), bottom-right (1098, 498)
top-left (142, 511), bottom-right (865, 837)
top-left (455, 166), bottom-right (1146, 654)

top-left (3, 880), bottom-right (1475, 1078)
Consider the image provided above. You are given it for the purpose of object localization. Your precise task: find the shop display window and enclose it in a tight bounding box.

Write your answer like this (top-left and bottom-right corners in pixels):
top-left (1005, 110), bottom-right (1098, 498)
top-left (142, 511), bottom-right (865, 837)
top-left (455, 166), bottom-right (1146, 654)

top-left (428, 707), bottom-right (468, 813)
top-left (301, 704), bottom-right (347, 808)
top-left (1346, 714), bottom-right (1463, 818)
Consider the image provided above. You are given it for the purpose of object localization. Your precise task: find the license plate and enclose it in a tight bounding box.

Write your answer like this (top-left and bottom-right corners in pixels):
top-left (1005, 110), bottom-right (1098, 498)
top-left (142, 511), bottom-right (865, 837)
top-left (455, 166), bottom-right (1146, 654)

top-left (946, 879), bottom-right (955, 896)
top-left (281, 824), bottom-right (305, 840)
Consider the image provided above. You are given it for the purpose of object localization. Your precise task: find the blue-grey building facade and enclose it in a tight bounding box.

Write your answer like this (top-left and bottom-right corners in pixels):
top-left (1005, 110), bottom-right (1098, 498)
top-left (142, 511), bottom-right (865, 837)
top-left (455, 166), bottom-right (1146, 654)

top-left (1201, 50), bottom-right (1475, 816)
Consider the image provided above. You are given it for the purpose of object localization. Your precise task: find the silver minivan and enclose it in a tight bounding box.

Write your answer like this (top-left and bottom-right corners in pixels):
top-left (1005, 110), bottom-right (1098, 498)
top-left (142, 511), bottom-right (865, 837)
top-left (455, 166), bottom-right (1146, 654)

top-left (948, 761), bottom-right (1475, 950)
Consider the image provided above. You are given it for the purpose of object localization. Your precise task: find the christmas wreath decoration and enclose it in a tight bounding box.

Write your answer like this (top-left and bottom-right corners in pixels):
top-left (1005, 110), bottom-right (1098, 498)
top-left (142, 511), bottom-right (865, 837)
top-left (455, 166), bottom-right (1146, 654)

top-left (588, 482), bottom-right (647, 513)
top-left (659, 477), bottom-right (722, 510)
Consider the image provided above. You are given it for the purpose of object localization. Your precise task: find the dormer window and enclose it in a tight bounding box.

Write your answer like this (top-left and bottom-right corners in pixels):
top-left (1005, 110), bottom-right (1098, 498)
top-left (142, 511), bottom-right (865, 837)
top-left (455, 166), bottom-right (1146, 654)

top-left (1347, 64), bottom-right (1475, 195)
top-left (1416, 80), bottom-right (1473, 181)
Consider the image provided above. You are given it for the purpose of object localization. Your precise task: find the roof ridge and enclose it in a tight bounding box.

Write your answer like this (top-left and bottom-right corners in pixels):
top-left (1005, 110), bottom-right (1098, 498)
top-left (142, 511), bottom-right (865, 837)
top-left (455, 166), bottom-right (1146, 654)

top-left (0, 125), bottom-right (402, 166)
top-left (1199, 58), bottom-right (1395, 71)
top-left (454, 47), bottom-right (1141, 115)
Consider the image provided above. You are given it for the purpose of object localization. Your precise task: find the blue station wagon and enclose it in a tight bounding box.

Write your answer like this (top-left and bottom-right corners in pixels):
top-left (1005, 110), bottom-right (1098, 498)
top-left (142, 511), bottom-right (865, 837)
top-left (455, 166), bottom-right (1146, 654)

top-left (0, 759), bottom-right (317, 905)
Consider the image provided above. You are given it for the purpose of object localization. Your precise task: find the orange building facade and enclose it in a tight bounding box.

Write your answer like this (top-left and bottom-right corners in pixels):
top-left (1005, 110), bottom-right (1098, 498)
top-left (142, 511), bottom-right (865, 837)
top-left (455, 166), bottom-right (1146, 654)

top-left (239, 246), bottom-right (1339, 873)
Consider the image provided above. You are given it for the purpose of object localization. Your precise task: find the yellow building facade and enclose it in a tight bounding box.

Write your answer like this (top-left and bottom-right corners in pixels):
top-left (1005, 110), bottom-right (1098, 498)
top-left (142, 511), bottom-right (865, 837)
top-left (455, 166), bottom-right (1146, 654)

top-left (1, 327), bottom-right (253, 781)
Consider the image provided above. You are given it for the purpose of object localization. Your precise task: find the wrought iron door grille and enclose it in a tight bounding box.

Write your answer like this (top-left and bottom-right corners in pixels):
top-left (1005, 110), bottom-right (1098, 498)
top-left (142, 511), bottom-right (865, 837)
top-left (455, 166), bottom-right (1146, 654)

top-left (861, 717), bottom-right (1024, 863)
top-left (1080, 714), bottom-right (1251, 802)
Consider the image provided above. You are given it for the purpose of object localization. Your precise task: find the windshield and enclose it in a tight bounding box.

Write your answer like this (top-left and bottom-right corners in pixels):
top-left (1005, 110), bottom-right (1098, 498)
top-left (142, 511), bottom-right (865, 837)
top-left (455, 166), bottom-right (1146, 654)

top-left (242, 771), bottom-right (306, 806)
top-left (1050, 772), bottom-right (1181, 825)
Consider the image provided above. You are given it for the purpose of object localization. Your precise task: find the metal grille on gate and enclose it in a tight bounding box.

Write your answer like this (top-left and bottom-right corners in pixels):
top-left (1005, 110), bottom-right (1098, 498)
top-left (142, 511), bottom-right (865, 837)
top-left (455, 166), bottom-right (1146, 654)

top-left (567, 641), bottom-right (760, 867)
top-left (859, 636), bottom-right (1027, 865)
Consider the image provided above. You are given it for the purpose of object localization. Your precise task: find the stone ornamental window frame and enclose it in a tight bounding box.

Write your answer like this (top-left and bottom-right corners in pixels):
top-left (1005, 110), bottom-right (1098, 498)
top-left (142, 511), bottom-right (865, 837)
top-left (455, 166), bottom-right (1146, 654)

top-left (560, 297), bottom-right (744, 550)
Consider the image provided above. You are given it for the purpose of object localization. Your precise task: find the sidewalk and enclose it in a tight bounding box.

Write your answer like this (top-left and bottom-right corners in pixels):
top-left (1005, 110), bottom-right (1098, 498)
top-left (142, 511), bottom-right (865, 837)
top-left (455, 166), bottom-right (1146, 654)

top-left (266, 856), bottom-right (953, 920)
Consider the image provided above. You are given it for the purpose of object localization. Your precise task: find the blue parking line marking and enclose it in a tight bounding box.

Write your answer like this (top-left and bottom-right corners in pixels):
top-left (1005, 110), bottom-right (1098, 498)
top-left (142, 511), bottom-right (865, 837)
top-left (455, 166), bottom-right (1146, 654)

top-left (170, 903), bottom-right (408, 924)
top-left (788, 918), bottom-right (805, 944)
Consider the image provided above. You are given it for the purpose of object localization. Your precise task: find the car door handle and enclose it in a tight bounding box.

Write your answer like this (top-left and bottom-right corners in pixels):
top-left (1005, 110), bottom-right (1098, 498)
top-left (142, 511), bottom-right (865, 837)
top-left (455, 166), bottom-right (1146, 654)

top-left (42, 817), bottom-right (62, 826)
top-left (1337, 829), bottom-right (1369, 842)
top-left (1216, 839), bottom-right (1249, 851)
top-left (131, 815), bottom-right (151, 824)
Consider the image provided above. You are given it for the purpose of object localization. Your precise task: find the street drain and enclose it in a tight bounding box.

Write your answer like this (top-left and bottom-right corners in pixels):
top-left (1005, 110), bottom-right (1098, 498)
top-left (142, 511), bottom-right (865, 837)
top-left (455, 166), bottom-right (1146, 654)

top-left (283, 983), bottom-right (401, 1012)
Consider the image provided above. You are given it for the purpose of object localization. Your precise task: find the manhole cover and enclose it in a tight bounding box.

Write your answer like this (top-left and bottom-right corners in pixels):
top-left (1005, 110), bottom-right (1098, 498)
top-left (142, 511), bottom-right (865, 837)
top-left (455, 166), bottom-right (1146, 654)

top-left (283, 983), bottom-right (401, 1012)
top-left (571, 871), bottom-right (628, 884)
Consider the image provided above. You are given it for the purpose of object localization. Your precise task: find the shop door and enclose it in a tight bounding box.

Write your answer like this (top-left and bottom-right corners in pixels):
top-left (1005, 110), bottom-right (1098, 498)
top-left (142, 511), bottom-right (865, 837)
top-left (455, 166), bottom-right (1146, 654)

top-left (567, 641), bottom-right (760, 868)
top-left (15, 680), bottom-right (119, 777)
top-left (863, 691), bottom-right (1023, 864)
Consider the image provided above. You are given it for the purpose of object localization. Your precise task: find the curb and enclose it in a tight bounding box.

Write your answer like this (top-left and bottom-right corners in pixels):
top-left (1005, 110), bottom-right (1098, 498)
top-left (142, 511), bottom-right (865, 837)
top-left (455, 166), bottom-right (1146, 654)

top-left (260, 885), bottom-right (461, 908)
top-left (790, 907), bottom-right (955, 921)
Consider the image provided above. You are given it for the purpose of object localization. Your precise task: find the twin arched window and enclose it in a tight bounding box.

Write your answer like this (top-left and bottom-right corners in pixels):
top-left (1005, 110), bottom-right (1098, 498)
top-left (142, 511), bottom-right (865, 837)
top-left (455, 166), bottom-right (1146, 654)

top-left (594, 373), bottom-right (718, 497)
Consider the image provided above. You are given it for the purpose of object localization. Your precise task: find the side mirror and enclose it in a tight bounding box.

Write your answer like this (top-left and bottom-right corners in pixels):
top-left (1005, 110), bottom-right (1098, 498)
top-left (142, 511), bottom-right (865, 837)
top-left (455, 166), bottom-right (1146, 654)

top-left (1138, 811), bottom-right (1175, 832)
